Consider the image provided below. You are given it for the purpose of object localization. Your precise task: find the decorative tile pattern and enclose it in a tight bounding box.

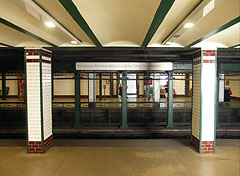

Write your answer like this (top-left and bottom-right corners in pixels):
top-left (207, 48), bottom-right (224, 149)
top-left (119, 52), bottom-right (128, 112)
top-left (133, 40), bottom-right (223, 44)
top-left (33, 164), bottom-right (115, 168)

top-left (192, 56), bottom-right (201, 140)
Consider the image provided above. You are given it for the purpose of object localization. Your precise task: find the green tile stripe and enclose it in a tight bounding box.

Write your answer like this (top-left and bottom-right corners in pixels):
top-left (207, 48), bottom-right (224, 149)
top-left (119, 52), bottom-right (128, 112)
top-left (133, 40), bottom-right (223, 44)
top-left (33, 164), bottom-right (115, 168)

top-left (24, 50), bottom-right (29, 153)
top-left (39, 50), bottom-right (45, 153)
top-left (58, 0), bottom-right (102, 48)
top-left (186, 16), bottom-right (240, 48)
top-left (214, 50), bottom-right (217, 153)
top-left (0, 18), bottom-right (57, 47)
top-left (141, 0), bottom-right (175, 47)
top-left (199, 50), bottom-right (203, 153)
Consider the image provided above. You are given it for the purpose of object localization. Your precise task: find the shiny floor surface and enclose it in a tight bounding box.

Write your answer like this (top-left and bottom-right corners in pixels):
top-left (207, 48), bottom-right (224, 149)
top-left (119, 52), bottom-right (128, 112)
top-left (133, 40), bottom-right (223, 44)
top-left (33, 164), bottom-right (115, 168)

top-left (0, 139), bottom-right (239, 176)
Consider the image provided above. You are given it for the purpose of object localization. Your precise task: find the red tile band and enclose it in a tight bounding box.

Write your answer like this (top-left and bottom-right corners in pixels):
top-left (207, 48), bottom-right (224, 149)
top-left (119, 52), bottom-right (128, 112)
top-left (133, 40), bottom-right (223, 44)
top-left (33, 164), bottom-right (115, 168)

top-left (26, 59), bottom-right (40, 63)
top-left (42, 59), bottom-right (51, 64)
top-left (203, 60), bottom-right (215, 63)
top-left (42, 50), bottom-right (51, 58)
top-left (201, 141), bottom-right (214, 153)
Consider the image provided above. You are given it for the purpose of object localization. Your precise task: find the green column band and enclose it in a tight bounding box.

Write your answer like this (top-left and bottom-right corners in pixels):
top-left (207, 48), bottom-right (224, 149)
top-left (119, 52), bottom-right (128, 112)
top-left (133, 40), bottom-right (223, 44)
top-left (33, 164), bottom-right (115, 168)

top-left (39, 49), bottom-right (44, 153)
top-left (167, 71), bottom-right (174, 128)
top-left (121, 71), bottom-right (128, 128)
top-left (99, 73), bottom-right (102, 100)
top-left (2, 72), bottom-right (6, 100)
top-left (75, 71), bottom-right (81, 128)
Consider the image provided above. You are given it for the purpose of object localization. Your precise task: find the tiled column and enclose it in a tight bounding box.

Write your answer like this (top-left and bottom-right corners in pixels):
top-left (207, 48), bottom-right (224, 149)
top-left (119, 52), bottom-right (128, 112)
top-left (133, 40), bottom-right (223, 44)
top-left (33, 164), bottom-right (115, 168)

top-left (192, 50), bottom-right (217, 154)
top-left (25, 48), bottom-right (53, 154)
top-left (88, 73), bottom-right (96, 107)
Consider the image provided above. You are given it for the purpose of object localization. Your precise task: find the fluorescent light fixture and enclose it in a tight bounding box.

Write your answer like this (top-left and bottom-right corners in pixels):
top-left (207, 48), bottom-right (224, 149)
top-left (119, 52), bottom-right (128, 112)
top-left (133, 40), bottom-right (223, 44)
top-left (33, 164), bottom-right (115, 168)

top-left (184, 23), bottom-right (194, 28)
top-left (71, 41), bottom-right (78, 45)
top-left (44, 22), bottom-right (56, 28)
top-left (166, 42), bottom-right (172, 45)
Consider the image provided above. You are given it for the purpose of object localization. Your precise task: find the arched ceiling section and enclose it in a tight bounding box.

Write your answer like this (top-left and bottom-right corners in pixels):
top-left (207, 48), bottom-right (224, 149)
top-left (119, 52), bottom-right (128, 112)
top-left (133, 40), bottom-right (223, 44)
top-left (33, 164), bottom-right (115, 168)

top-left (175, 0), bottom-right (239, 46)
top-left (0, 0), bottom-right (239, 48)
top-left (0, 23), bottom-right (48, 47)
top-left (149, 0), bottom-right (203, 46)
top-left (34, 0), bottom-right (95, 46)
top-left (72, 0), bottom-right (161, 46)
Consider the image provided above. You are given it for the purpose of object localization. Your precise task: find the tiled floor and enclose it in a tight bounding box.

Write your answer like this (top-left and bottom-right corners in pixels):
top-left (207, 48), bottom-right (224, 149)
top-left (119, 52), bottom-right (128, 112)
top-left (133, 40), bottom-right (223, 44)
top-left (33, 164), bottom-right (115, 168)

top-left (0, 139), bottom-right (239, 176)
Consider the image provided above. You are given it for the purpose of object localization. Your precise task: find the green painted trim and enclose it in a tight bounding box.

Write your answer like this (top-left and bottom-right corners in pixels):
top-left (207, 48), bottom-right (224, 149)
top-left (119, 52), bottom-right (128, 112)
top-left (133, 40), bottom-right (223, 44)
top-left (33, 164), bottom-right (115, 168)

top-left (199, 50), bottom-right (203, 154)
top-left (186, 16), bottom-right (240, 48)
top-left (214, 50), bottom-right (217, 153)
top-left (229, 44), bottom-right (240, 49)
top-left (74, 71), bottom-right (80, 128)
top-left (121, 71), bottom-right (128, 128)
top-left (167, 71), bottom-right (174, 128)
top-left (24, 50), bottom-right (29, 153)
top-left (99, 73), bottom-right (102, 100)
top-left (218, 63), bottom-right (240, 72)
top-left (185, 73), bottom-right (190, 97)
top-left (1, 72), bottom-right (6, 100)
top-left (58, 0), bottom-right (102, 48)
top-left (0, 42), bottom-right (14, 47)
top-left (0, 18), bottom-right (57, 47)
top-left (39, 50), bottom-right (45, 153)
top-left (141, 0), bottom-right (175, 47)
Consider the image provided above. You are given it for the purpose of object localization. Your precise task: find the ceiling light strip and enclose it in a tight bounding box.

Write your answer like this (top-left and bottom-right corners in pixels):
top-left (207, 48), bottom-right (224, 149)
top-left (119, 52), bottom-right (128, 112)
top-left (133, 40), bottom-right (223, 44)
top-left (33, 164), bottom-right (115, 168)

top-left (0, 18), bottom-right (57, 47)
top-left (30, 0), bottom-right (82, 44)
top-left (162, 0), bottom-right (204, 45)
top-left (141, 0), bottom-right (175, 48)
top-left (58, 0), bottom-right (102, 48)
top-left (186, 16), bottom-right (240, 48)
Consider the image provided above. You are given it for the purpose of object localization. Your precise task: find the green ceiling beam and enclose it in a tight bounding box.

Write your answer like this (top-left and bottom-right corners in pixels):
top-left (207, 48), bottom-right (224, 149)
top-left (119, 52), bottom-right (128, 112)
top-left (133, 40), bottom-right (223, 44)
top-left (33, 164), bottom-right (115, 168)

top-left (186, 16), bottom-right (240, 48)
top-left (229, 44), bottom-right (240, 49)
top-left (141, 0), bottom-right (175, 48)
top-left (58, 0), bottom-right (102, 48)
top-left (0, 42), bottom-right (14, 48)
top-left (0, 18), bottom-right (57, 47)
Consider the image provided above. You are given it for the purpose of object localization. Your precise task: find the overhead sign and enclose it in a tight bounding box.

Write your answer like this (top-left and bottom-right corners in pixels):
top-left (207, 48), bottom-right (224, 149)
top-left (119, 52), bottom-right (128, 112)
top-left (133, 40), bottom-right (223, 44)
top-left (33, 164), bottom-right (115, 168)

top-left (76, 62), bottom-right (173, 71)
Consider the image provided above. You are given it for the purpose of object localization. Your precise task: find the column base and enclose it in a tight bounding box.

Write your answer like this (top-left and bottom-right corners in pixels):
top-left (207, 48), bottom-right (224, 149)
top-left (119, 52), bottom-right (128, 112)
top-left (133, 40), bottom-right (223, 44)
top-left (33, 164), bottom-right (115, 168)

top-left (28, 135), bottom-right (53, 154)
top-left (192, 135), bottom-right (214, 153)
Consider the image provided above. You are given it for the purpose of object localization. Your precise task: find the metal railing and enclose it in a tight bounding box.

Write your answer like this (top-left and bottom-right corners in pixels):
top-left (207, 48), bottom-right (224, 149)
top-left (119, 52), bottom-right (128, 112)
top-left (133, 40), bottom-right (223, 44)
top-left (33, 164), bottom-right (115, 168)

top-left (127, 102), bottom-right (167, 125)
top-left (173, 101), bottom-right (192, 126)
top-left (218, 102), bottom-right (240, 126)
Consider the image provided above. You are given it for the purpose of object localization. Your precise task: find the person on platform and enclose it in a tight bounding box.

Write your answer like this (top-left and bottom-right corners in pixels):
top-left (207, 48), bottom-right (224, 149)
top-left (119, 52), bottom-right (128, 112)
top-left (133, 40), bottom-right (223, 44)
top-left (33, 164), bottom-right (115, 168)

top-left (224, 80), bottom-right (231, 102)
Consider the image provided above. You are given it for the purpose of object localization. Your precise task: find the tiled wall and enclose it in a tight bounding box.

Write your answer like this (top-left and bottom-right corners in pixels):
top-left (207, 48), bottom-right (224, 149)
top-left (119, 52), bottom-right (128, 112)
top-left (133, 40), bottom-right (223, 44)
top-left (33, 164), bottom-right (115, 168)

top-left (192, 55), bottom-right (201, 140)
top-left (42, 54), bottom-right (52, 141)
top-left (26, 55), bottom-right (41, 142)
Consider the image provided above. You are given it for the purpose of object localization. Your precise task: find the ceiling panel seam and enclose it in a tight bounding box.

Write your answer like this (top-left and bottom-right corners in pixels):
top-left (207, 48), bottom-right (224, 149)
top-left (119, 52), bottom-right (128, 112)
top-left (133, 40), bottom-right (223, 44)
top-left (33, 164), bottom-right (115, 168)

top-left (58, 0), bottom-right (102, 48)
top-left (141, 0), bottom-right (175, 48)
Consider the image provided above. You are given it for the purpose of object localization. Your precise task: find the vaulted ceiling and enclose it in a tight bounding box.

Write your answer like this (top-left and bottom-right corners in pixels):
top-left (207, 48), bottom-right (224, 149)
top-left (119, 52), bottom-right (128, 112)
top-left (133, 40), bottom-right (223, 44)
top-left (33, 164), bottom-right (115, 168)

top-left (0, 0), bottom-right (239, 48)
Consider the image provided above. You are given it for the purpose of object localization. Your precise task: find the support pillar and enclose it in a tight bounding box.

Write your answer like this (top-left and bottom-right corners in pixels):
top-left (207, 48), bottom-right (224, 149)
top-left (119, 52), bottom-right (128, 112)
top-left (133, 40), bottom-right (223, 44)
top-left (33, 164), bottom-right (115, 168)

top-left (185, 73), bottom-right (190, 97)
top-left (167, 71), bottom-right (174, 128)
top-left (75, 71), bottom-right (80, 128)
top-left (153, 73), bottom-right (160, 102)
top-left (88, 73), bottom-right (96, 107)
top-left (192, 50), bottom-right (217, 154)
top-left (1, 72), bottom-right (6, 100)
top-left (99, 73), bottom-right (102, 100)
top-left (25, 48), bottom-right (53, 154)
top-left (218, 74), bottom-right (224, 102)
top-left (121, 71), bottom-right (128, 128)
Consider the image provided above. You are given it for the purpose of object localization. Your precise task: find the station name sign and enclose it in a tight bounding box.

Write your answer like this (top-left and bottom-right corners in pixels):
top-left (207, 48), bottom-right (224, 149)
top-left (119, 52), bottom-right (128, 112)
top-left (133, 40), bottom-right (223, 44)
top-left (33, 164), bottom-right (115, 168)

top-left (76, 62), bottom-right (173, 71)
